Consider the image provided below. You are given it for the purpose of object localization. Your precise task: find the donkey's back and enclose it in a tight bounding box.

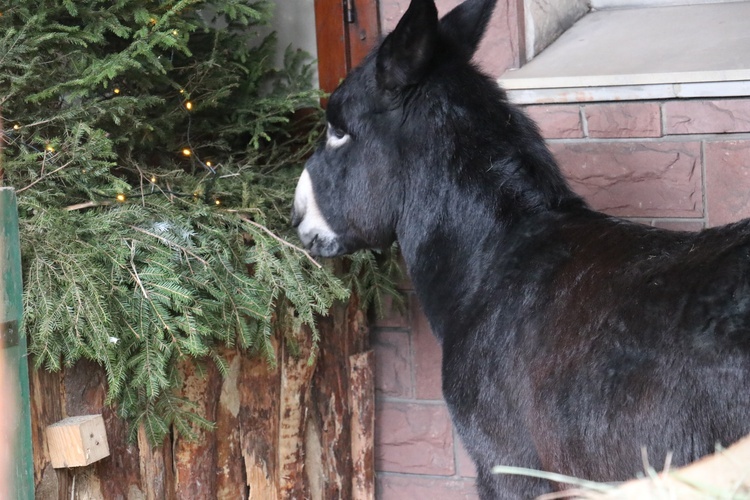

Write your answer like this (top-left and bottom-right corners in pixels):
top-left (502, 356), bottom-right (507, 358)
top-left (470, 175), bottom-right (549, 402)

top-left (442, 210), bottom-right (750, 494)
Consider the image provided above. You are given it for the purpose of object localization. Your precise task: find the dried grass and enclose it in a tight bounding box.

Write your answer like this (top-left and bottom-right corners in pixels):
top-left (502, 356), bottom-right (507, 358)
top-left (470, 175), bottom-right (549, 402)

top-left (492, 434), bottom-right (750, 499)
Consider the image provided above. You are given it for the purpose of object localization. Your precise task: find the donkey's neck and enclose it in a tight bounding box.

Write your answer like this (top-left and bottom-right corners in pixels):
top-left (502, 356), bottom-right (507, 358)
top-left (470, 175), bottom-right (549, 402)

top-left (397, 136), bottom-right (584, 344)
top-left (397, 183), bottom-right (512, 342)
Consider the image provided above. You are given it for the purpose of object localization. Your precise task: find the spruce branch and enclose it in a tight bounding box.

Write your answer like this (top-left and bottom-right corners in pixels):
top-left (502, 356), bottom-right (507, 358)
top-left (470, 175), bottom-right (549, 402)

top-left (234, 212), bottom-right (322, 269)
top-left (1, 0), bottom-right (401, 446)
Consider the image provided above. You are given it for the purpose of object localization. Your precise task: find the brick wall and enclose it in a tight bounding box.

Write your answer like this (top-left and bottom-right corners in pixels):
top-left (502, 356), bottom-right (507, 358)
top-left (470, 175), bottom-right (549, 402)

top-left (372, 97), bottom-right (750, 499)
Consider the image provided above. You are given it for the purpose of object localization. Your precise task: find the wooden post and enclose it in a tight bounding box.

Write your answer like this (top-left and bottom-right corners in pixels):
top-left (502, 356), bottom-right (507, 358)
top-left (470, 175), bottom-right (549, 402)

top-left (0, 187), bottom-right (35, 499)
top-left (350, 351), bottom-right (375, 500)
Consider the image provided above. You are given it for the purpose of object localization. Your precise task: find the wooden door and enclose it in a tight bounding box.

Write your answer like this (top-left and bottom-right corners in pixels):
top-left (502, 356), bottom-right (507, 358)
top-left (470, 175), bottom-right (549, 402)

top-left (315, 0), bottom-right (381, 95)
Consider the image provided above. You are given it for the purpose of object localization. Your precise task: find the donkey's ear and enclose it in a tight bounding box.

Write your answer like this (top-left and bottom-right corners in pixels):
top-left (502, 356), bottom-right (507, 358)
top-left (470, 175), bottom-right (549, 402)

top-left (439, 0), bottom-right (497, 59)
top-left (376, 0), bottom-right (439, 91)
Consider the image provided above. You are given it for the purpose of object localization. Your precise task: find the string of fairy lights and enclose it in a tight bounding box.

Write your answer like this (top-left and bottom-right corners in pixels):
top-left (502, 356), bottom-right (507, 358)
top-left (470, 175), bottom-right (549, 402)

top-left (2, 88), bottom-right (226, 207)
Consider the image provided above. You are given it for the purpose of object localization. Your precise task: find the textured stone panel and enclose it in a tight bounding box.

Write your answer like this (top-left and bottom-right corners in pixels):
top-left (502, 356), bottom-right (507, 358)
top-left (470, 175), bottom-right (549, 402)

top-left (584, 102), bottom-right (662, 138)
top-left (664, 99), bottom-right (750, 135)
top-left (375, 402), bottom-right (455, 475)
top-left (651, 219), bottom-right (705, 232)
top-left (705, 140), bottom-right (750, 227)
top-left (524, 104), bottom-right (584, 139)
top-left (373, 330), bottom-right (413, 399)
top-left (411, 296), bottom-right (444, 400)
top-left (455, 433), bottom-right (479, 478)
top-left (377, 474), bottom-right (479, 500)
top-left (551, 141), bottom-right (703, 217)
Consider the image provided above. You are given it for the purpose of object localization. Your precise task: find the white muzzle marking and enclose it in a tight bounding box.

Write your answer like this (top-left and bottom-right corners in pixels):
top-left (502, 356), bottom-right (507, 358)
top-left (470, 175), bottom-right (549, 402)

top-left (293, 169), bottom-right (339, 249)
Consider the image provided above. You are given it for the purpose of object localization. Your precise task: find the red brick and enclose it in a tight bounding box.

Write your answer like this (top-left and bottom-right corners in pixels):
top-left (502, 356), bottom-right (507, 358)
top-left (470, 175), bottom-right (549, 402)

top-left (651, 220), bottom-right (704, 232)
top-left (377, 473), bottom-right (478, 500)
top-left (551, 141), bottom-right (703, 218)
top-left (524, 104), bottom-right (584, 139)
top-left (705, 140), bottom-right (750, 227)
top-left (664, 99), bottom-right (750, 135)
top-left (374, 294), bottom-right (411, 329)
top-left (373, 330), bottom-right (413, 399)
top-left (375, 402), bottom-right (455, 475)
top-left (584, 102), bottom-right (662, 138)
top-left (411, 296), bottom-right (443, 400)
top-left (454, 434), bottom-right (478, 478)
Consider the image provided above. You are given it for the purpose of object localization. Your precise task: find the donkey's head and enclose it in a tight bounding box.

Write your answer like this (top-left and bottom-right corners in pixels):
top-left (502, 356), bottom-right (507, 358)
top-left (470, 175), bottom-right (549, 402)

top-left (292, 0), bottom-right (499, 257)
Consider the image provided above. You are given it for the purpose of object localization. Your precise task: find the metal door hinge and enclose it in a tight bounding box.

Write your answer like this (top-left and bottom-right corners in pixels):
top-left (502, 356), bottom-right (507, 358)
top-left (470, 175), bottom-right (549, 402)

top-left (344, 0), bottom-right (356, 23)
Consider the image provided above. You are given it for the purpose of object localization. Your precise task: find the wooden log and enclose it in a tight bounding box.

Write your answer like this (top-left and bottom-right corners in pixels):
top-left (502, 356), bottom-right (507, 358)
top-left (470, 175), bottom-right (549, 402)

top-left (29, 364), bottom-right (71, 499)
top-left (137, 423), bottom-right (174, 500)
top-left (66, 358), bottom-right (146, 499)
top-left (279, 328), bottom-right (317, 498)
top-left (45, 415), bottom-right (109, 468)
top-left (215, 349), bottom-right (247, 499)
top-left (241, 335), bottom-right (281, 499)
top-left (27, 294), bottom-right (376, 499)
top-left (350, 351), bottom-right (375, 500)
top-left (173, 358), bottom-right (221, 499)
top-left (308, 295), bottom-right (370, 499)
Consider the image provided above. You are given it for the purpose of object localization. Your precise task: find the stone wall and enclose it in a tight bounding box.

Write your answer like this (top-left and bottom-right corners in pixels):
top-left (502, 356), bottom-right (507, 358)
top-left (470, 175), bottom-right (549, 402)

top-left (372, 96), bottom-right (750, 499)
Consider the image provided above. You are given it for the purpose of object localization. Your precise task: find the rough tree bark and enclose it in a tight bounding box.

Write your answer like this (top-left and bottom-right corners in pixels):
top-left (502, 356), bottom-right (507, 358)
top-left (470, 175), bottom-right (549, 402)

top-left (28, 296), bottom-right (374, 499)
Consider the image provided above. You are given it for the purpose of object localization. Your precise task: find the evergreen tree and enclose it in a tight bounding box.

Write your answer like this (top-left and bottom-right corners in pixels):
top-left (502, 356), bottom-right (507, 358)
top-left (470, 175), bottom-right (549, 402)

top-left (0, 0), bottom-right (400, 443)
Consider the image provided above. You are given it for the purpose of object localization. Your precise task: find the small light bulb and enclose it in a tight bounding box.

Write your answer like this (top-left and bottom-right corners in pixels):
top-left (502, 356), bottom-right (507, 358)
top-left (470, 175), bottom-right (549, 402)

top-left (205, 161), bottom-right (212, 167)
top-left (13, 124), bottom-right (20, 130)
top-left (150, 17), bottom-right (156, 24)
top-left (113, 88), bottom-right (121, 94)
top-left (150, 176), bottom-right (157, 183)
top-left (116, 194), bottom-right (126, 202)
top-left (214, 199), bottom-right (221, 206)
top-left (179, 89), bottom-right (185, 94)
top-left (172, 29), bottom-right (178, 35)
top-left (185, 101), bottom-right (193, 110)
top-left (182, 148), bottom-right (191, 157)
top-left (192, 192), bottom-right (199, 198)
top-left (45, 145), bottom-right (55, 152)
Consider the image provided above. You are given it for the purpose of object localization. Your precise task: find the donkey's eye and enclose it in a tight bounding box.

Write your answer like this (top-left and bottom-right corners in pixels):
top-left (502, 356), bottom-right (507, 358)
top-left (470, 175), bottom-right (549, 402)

top-left (326, 122), bottom-right (350, 149)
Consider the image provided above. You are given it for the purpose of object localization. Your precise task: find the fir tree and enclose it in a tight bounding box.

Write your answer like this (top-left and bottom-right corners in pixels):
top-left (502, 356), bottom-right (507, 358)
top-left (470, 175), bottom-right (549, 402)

top-left (0, 0), bottom-right (400, 443)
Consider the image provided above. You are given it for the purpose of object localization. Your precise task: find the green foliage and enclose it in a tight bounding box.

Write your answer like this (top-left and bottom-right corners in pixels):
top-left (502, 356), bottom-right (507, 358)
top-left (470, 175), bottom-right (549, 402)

top-left (0, 0), bottom-right (401, 444)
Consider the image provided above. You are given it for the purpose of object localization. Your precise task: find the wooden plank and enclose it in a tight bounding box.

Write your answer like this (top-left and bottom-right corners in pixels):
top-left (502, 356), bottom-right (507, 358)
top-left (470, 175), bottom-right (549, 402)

top-left (347, 0), bottom-right (381, 68)
top-left (349, 351), bottom-right (374, 500)
top-left (0, 187), bottom-right (34, 499)
top-left (315, 0), bottom-right (350, 96)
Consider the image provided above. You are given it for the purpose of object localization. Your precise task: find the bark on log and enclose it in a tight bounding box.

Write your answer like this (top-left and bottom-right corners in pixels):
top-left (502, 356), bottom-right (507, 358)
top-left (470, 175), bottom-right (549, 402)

top-left (28, 296), bottom-right (375, 499)
top-left (173, 359), bottom-right (221, 499)
top-left (350, 351), bottom-right (375, 500)
top-left (215, 349), bottom-right (247, 499)
top-left (241, 336), bottom-right (281, 500)
top-left (279, 329), bottom-right (317, 498)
